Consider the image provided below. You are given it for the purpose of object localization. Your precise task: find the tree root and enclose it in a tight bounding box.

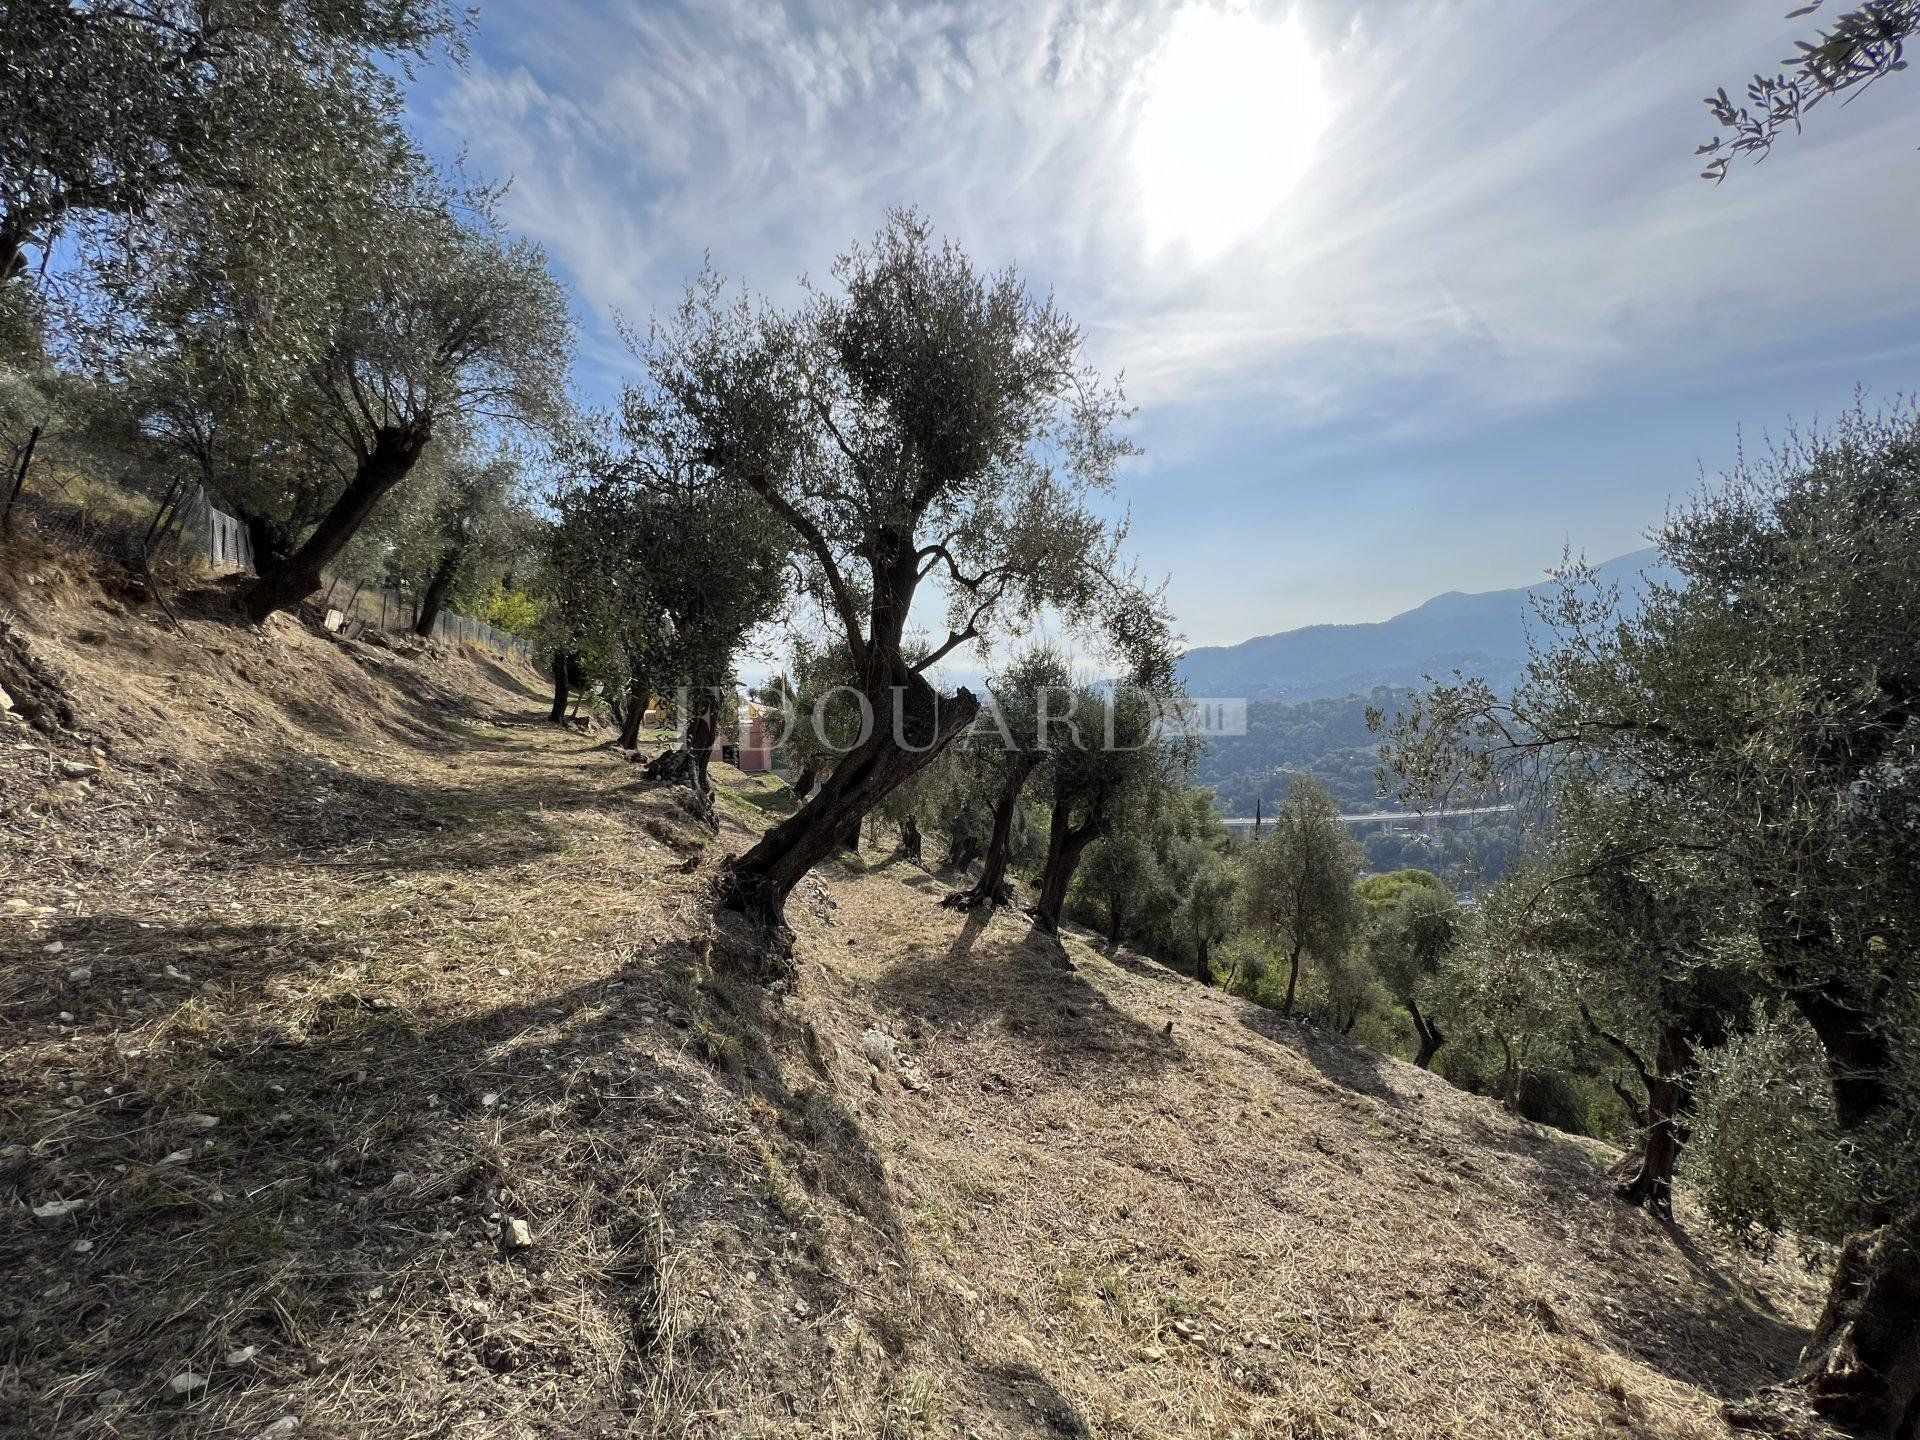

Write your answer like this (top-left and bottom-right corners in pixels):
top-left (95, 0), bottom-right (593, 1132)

top-left (942, 880), bottom-right (1013, 911)
top-left (0, 620), bottom-right (77, 736)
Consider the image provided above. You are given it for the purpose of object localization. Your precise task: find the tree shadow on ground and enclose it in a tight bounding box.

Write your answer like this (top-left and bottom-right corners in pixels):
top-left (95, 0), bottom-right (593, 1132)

top-left (960, 1359), bottom-right (1096, 1438)
top-left (1442, 1114), bottom-right (1812, 1401)
top-left (866, 910), bottom-right (1176, 1082)
top-left (1236, 1005), bottom-right (1401, 1102)
top-left (1, 917), bottom-right (921, 1437)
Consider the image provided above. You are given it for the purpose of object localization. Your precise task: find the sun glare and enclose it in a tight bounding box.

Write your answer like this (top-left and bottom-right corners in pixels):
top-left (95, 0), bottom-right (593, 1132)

top-left (1134, 5), bottom-right (1331, 259)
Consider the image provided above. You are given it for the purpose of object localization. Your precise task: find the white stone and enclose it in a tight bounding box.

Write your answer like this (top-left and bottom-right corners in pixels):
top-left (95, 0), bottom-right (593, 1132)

top-left (251, 1418), bottom-right (300, 1439)
top-left (504, 1217), bottom-right (534, 1250)
top-left (164, 1370), bottom-right (207, 1399)
top-left (68, 966), bottom-right (91, 983)
top-left (31, 1198), bottom-right (84, 1225)
top-left (224, 1345), bottom-right (258, 1367)
top-left (181, 1113), bottom-right (219, 1131)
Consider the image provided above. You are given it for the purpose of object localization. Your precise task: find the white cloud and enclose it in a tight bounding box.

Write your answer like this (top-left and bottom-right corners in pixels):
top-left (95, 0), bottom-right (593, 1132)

top-left (431, 0), bottom-right (1919, 428)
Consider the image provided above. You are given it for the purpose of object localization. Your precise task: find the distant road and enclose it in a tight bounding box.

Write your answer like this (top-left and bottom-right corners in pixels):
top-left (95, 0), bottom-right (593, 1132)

top-left (1221, 803), bottom-right (1516, 829)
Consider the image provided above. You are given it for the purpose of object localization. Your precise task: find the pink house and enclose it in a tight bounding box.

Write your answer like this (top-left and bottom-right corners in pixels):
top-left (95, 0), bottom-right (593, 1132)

top-left (720, 708), bottom-right (774, 773)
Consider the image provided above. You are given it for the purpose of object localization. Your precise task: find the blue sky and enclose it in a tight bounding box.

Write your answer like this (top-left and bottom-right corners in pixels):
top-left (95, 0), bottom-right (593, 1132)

top-left (411, 0), bottom-right (1920, 649)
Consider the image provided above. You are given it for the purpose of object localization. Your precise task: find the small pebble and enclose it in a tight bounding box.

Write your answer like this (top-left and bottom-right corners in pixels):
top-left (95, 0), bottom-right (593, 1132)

top-left (165, 1370), bottom-right (207, 1400)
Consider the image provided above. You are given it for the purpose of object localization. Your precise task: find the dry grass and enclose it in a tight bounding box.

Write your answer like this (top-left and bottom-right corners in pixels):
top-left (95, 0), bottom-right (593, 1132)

top-left (0, 555), bottom-right (1824, 1439)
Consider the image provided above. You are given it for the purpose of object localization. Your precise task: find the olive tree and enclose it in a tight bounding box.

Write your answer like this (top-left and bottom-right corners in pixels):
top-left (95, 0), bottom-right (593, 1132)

top-left (1360, 870), bottom-right (1459, 1069)
top-left (645, 211), bottom-right (1138, 951)
top-left (1180, 851), bottom-right (1238, 986)
top-left (1380, 403), bottom-right (1920, 1436)
top-left (944, 643), bottom-right (1074, 909)
top-left (0, 0), bottom-right (458, 292)
top-left (1237, 775), bottom-right (1364, 1018)
top-left (1030, 682), bottom-right (1185, 935)
top-left (231, 173), bottom-right (569, 621)
top-left (549, 397), bottom-right (790, 786)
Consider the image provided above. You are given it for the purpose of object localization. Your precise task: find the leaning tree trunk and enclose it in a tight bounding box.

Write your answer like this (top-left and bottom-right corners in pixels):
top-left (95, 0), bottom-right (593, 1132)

top-left (547, 651), bottom-right (573, 724)
top-left (1409, 1000), bottom-right (1446, 1069)
top-left (1727, 982), bottom-right (1920, 1439)
top-left (618, 674), bottom-right (648, 749)
top-left (899, 815), bottom-right (922, 861)
top-left (945, 757), bottom-right (1035, 909)
top-left (945, 833), bottom-right (982, 873)
top-left (791, 766), bottom-right (816, 802)
top-left (1031, 798), bottom-right (1097, 934)
top-left (1615, 1024), bottom-right (1695, 1219)
top-left (413, 543), bottom-right (465, 638)
top-left (717, 667), bottom-right (978, 943)
top-left (1, 424), bottom-right (41, 536)
top-left (1194, 935), bottom-right (1213, 986)
top-left (1281, 939), bottom-right (1304, 1017)
top-left (243, 423), bottom-right (429, 623)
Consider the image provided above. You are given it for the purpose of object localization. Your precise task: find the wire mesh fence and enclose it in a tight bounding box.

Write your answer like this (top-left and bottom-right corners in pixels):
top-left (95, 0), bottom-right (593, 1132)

top-left (312, 573), bottom-right (536, 666)
top-left (2, 472), bottom-right (536, 667)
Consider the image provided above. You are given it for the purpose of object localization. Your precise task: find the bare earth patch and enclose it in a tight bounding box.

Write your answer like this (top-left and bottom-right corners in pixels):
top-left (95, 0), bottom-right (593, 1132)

top-left (1, 561), bottom-right (1823, 1439)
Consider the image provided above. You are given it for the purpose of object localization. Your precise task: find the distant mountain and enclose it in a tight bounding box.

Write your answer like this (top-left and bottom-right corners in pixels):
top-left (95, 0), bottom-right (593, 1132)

top-left (1178, 548), bottom-right (1676, 703)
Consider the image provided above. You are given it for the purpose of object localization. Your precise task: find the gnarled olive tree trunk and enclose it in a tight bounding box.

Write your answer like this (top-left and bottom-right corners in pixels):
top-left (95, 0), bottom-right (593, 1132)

top-left (243, 423), bottom-right (429, 623)
top-left (547, 650), bottom-right (578, 724)
top-left (618, 674), bottom-right (649, 749)
top-left (413, 543), bottom-right (464, 638)
top-left (1031, 797), bottom-right (1097, 934)
top-left (945, 755), bottom-right (1037, 910)
top-left (1408, 998), bottom-right (1444, 1069)
top-left (717, 666), bottom-right (977, 937)
top-left (1614, 1024), bottom-right (1695, 1218)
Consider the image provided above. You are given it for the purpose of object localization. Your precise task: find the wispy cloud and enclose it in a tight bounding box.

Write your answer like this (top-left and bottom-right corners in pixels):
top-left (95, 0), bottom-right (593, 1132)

top-left (423, 0), bottom-right (1920, 642)
top-left (433, 0), bottom-right (1919, 421)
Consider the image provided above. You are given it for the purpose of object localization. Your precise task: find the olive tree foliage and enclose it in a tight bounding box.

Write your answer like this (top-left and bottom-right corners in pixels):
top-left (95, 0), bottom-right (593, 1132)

top-left (550, 364), bottom-right (792, 789)
top-left (1683, 1002), bottom-right (1857, 1253)
top-left (1699, 1), bottom-right (1918, 180)
top-left (128, 157), bottom-right (572, 622)
top-left (1236, 775), bottom-right (1364, 1018)
top-left (1359, 869), bottom-right (1459, 1068)
top-left (1379, 403), bottom-right (1920, 1436)
top-left (646, 210), bottom-right (1143, 950)
top-left (0, 0), bottom-right (460, 300)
